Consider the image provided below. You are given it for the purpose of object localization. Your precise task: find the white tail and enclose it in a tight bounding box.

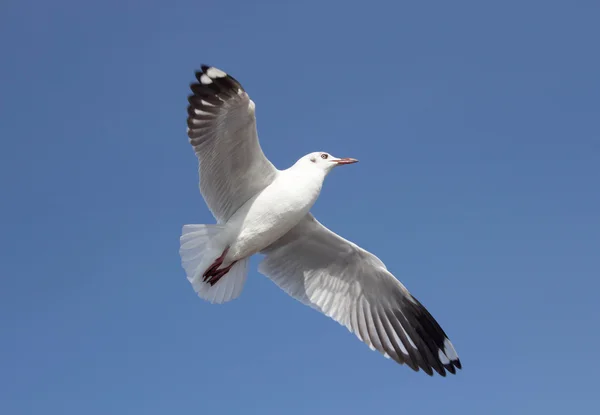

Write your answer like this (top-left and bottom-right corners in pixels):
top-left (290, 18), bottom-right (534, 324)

top-left (179, 224), bottom-right (249, 304)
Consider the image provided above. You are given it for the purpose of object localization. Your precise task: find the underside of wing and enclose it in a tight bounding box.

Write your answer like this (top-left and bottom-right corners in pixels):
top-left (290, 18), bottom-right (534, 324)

top-left (187, 65), bottom-right (278, 222)
top-left (259, 214), bottom-right (462, 376)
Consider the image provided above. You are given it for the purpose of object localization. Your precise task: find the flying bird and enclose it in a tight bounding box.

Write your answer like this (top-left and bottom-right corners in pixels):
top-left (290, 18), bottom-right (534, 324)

top-left (181, 65), bottom-right (462, 376)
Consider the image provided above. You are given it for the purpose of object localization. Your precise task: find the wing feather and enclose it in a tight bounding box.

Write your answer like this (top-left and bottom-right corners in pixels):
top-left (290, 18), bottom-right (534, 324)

top-left (186, 65), bottom-right (278, 222)
top-left (259, 214), bottom-right (461, 376)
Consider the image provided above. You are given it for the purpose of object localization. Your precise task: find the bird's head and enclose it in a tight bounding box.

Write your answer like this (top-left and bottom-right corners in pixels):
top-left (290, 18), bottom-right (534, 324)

top-left (300, 152), bottom-right (358, 174)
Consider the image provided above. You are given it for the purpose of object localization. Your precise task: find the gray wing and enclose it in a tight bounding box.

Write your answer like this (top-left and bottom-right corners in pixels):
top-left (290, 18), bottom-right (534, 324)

top-left (187, 65), bottom-right (278, 223)
top-left (259, 214), bottom-right (462, 376)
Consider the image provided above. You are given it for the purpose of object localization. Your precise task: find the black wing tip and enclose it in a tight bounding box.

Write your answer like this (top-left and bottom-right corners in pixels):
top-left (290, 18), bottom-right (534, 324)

top-left (384, 294), bottom-right (463, 377)
top-left (190, 64), bottom-right (245, 95)
top-left (186, 64), bottom-right (250, 141)
top-left (439, 338), bottom-right (462, 375)
top-left (403, 359), bottom-right (462, 377)
top-left (413, 357), bottom-right (461, 377)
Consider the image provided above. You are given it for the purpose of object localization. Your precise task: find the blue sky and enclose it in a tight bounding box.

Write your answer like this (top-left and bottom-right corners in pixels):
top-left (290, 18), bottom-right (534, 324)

top-left (1, 0), bottom-right (599, 413)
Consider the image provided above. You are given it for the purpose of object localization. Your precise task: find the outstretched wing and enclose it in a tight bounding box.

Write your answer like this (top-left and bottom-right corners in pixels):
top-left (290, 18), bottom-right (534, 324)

top-left (187, 65), bottom-right (278, 223)
top-left (259, 214), bottom-right (462, 376)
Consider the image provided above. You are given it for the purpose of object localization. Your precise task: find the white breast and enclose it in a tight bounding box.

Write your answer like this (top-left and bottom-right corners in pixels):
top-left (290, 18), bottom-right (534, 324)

top-left (223, 169), bottom-right (324, 262)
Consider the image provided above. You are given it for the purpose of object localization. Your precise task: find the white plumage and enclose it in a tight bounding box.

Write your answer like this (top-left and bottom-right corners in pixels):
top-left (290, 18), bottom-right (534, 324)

top-left (181, 65), bottom-right (462, 376)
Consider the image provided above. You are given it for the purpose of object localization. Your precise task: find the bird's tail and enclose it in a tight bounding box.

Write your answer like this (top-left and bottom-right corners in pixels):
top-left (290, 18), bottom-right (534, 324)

top-left (179, 224), bottom-right (249, 304)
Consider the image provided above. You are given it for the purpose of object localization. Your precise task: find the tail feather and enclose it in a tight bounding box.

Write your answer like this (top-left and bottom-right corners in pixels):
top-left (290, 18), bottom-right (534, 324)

top-left (179, 224), bottom-right (248, 304)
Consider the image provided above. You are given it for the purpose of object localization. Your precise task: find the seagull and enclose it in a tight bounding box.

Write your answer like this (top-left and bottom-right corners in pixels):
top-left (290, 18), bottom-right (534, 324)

top-left (181, 65), bottom-right (462, 376)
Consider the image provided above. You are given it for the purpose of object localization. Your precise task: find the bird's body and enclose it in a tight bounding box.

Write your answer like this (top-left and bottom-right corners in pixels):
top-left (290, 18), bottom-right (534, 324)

top-left (180, 65), bottom-right (462, 376)
top-left (213, 160), bottom-right (325, 265)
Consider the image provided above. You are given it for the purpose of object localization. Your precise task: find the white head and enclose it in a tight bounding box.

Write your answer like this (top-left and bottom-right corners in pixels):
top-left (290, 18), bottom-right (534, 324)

top-left (296, 151), bottom-right (359, 175)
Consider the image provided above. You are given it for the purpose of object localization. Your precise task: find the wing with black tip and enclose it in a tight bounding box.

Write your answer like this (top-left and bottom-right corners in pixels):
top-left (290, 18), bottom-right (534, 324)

top-left (187, 65), bottom-right (278, 222)
top-left (259, 214), bottom-right (462, 376)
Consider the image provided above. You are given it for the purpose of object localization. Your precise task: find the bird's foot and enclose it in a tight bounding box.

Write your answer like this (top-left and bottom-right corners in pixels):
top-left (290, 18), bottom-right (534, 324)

top-left (204, 261), bottom-right (237, 286)
top-left (203, 248), bottom-right (229, 281)
top-left (203, 248), bottom-right (237, 286)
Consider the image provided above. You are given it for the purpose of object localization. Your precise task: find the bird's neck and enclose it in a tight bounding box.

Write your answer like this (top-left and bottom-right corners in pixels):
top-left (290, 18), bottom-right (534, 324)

top-left (279, 165), bottom-right (326, 205)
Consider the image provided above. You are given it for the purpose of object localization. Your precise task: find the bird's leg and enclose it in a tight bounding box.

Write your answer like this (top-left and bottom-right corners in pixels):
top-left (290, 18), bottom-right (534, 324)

top-left (205, 261), bottom-right (238, 286)
top-left (202, 248), bottom-right (229, 282)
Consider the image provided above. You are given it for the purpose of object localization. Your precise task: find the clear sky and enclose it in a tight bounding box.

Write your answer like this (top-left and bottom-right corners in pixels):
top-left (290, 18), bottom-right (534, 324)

top-left (1, 0), bottom-right (599, 414)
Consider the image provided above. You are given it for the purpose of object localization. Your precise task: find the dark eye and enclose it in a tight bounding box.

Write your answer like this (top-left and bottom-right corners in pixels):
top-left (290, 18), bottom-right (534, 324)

top-left (321, 154), bottom-right (328, 159)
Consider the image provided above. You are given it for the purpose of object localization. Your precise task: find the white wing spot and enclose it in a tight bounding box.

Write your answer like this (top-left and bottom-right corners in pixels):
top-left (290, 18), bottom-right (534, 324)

top-left (200, 74), bottom-right (212, 85)
top-left (438, 348), bottom-right (451, 365)
top-left (200, 99), bottom-right (215, 107)
top-left (443, 338), bottom-right (459, 361)
top-left (206, 67), bottom-right (227, 78)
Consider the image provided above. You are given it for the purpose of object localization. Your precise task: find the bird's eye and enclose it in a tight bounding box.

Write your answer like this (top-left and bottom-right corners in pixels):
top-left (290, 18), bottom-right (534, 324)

top-left (321, 154), bottom-right (328, 159)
